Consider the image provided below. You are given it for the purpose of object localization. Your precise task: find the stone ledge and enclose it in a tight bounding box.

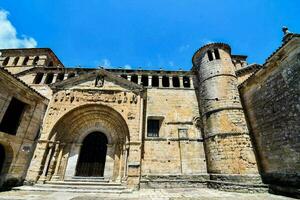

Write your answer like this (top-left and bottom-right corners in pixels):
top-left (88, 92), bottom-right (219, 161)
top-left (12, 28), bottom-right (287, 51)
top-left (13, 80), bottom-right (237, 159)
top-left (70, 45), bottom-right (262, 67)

top-left (207, 180), bottom-right (268, 193)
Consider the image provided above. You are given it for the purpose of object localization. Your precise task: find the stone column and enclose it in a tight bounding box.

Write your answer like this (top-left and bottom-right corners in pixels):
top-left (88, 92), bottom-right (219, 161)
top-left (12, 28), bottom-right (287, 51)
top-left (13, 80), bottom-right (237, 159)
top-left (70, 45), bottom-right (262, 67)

top-left (169, 76), bottom-right (173, 88)
top-left (127, 75), bottom-right (131, 82)
top-left (148, 75), bottom-right (152, 87)
top-left (158, 76), bottom-right (163, 88)
top-left (52, 143), bottom-right (65, 181)
top-left (41, 74), bottom-right (47, 84)
top-left (64, 143), bottom-right (81, 179)
top-left (189, 76), bottom-right (194, 88)
top-left (104, 144), bottom-right (115, 180)
top-left (179, 76), bottom-right (184, 88)
top-left (138, 75), bottom-right (142, 85)
top-left (52, 74), bottom-right (58, 83)
top-left (38, 143), bottom-right (54, 183)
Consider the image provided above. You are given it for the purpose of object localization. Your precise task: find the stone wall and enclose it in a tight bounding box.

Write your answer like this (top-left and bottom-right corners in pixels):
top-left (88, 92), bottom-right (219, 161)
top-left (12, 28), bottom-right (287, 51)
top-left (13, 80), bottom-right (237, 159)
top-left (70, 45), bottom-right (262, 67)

top-left (0, 68), bottom-right (48, 189)
top-left (141, 87), bottom-right (207, 187)
top-left (239, 36), bottom-right (300, 197)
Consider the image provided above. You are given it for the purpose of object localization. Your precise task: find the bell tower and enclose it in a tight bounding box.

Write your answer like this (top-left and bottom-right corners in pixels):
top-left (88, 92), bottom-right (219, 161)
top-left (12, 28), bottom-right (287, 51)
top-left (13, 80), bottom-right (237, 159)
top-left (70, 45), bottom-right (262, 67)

top-left (192, 43), bottom-right (262, 190)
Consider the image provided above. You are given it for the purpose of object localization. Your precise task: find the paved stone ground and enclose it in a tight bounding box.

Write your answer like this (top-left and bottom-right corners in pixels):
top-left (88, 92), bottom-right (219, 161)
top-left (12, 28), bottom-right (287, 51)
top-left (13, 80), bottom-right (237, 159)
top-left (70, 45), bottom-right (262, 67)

top-left (0, 188), bottom-right (296, 200)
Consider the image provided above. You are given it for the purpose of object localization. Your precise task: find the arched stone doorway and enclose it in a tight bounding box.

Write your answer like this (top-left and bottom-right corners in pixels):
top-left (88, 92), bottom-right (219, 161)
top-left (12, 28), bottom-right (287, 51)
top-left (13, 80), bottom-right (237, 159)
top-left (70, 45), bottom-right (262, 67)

top-left (34, 104), bottom-right (130, 183)
top-left (0, 144), bottom-right (5, 175)
top-left (76, 132), bottom-right (108, 177)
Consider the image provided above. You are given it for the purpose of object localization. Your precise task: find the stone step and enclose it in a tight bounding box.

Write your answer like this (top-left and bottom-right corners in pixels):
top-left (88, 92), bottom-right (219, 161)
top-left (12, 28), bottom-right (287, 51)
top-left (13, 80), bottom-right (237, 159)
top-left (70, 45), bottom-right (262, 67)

top-left (63, 179), bottom-right (109, 183)
top-left (46, 180), bottom-right (119, 186)
top-left (34, 183), bottom-right (126, 190)
top-left (13, 185), bottom-right (132, 193)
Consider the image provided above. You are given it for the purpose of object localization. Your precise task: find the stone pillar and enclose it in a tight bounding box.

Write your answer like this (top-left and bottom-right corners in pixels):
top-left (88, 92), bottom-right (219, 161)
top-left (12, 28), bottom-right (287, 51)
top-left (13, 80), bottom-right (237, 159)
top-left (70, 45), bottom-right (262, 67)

top-left (158, 76), bottom-right (163, 88)
top-left (38, 143), bottom-right (54, 183)
top-left (104, 144), bottom-right (115, 179)
top-left (179, 76), bottom-right (184, 88)
top-left (52, 74), bottom-right (58, 83)
top-left (52, 143), bottom-right (65, 181)
top-left (148, 76), bottom-right (152, 87)
top-left (138, 75), bottom-right (142, 85)
top-left (127, 75), bottom-right (131, 82)
top-left (192, 43), bottom-right (261, 191)
top-left (64, 143), bottom-right (81, 179)
top-left (41, 74), bottom-right (47, 84)
top-left (189, 76), bottom-right (194, 88)
top-left (169, 76), bottom-right (173, 88)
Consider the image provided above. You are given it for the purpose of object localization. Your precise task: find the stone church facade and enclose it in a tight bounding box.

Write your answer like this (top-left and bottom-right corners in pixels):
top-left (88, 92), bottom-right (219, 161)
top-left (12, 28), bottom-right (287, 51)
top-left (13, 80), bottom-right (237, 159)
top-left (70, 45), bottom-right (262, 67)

top-left (0, 30), bottom-right (299, 197)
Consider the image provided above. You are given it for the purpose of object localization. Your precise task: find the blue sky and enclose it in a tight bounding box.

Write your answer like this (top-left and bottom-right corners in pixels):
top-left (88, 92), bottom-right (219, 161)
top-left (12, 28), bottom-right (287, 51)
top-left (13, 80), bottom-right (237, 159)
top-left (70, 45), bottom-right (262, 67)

top-left (0, 0), bottom-right (299, 70)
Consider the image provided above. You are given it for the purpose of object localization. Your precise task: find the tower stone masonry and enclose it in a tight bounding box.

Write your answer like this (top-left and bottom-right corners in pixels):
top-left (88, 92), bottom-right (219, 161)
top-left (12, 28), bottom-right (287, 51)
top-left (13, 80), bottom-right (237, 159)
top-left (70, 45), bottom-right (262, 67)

top-left (192, 43), bottom-right (261, 189)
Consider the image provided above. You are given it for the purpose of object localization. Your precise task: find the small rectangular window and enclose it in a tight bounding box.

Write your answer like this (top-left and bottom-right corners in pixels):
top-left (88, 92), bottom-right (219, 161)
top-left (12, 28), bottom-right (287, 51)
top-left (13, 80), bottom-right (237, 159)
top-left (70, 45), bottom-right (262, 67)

top-left (0, 97), bottom-right (27, 135)
top-left (147, 119), bottom-right (160, 137)
top-left (214, 49), bottom-right (220, 60)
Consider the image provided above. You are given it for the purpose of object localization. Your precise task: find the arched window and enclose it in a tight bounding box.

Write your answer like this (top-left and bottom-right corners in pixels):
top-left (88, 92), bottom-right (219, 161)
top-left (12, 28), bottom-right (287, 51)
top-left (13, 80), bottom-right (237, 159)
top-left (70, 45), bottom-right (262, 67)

top-left (48, 61), bottom-right (54, 67)
top-left (32, 56), bottom-right (39, 65)
top-left (33, 73), bottom-right (44, 84)
top-left (13, 57), bottom-right (19, 66)
top-left (207, 50), bottom-right (213, 61)
top-left (214, 49), bottom-right (220, 60)
top-left (131, 74), bottom-right (138, 83)
top-left (44, 73), bottom-right (54, 84)
top-left (56, 73), bottom-right (64, 82)
top-left (152, 75), bottom-right (159, 87)
top-left (162, 76), bottom-right (169, 87)
top-left (172, 76), bottom-right (180, 87)
top-left (23, 56), bottom-right (29, 65)
top-left (67, 73), bottom-right (75, 79)
top-left (2, 57), bottom-right (9, 66)
top-left (183, 76), bottom-right (191, 88)
top-left (121, 74), bottom-right (127, 79)
top-left (141, 75), bottom-right (148, 86)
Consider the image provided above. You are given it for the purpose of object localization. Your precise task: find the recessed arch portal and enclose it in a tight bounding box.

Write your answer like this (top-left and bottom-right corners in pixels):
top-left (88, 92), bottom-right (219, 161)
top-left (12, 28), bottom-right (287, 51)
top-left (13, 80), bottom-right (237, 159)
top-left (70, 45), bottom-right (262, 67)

top-left (43, 103), bottom-right (130, 181)
top-left (76, 132), bottom-right (108, 177)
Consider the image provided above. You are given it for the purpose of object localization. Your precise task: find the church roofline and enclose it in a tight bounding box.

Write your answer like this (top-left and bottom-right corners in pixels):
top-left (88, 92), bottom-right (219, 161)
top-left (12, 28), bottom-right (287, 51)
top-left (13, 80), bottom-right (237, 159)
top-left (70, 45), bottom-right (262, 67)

top-left (0, 67), bottom-right (48, 100)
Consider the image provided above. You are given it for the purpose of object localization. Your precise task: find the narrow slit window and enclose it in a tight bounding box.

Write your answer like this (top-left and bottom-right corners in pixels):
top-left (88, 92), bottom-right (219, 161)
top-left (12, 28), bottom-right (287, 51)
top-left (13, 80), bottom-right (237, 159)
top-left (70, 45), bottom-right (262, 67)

top-left (0, 97), bottom-right (27, 135)
top-left (172, 76), bottom-right (180, 87)
top-left (131, 74), bottom-right (138, 83)
top-left (56, 73), bottom-right (64, 82)
top-left (67, 73), bottom-right (75, 79)
top-left (162, 76), bottom-right (169, 87)
top-left (2, 57), bottom-right (9, 66)
top-left (23, 56), bottom-right (29, 65)
top-left (44, 73), bottom-right (54, 84)
top-left (33, 73), bottom-right (44, 84)
top-left (207, 50), bottom-right (213, 61)
top-left (141, 75), bottom-right (148, 86)
top-left (183, 76), bottom-right (191, 88)
top-left (121, 74), bottom-right (127, 79)
top-left (214, 49), bottom-right (220, 60)
top-left (32, 56), bottom-right (39, 65)
top-left (152, 75), bottom-right (159, 87)
top-left (13, 57), bottom-right (19, 66)
top-left (147, 119), bottom-right (160, 137)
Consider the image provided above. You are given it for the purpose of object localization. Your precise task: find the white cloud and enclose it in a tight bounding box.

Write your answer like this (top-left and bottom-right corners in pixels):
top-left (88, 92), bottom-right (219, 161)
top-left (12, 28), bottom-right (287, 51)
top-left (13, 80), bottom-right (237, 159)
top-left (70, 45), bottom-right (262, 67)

top-left (0, 9), bottom-right (37, 49)
top-left (123, 64), bottom-right (132, 69)
top-left (178, 44), bottom-right (190, 52)
top-left (199, 39), bottom-right (214, 46)
top-left (99, 58), bottom-right (111, 67)
top-left (168, 61), bottom-right (175, 67)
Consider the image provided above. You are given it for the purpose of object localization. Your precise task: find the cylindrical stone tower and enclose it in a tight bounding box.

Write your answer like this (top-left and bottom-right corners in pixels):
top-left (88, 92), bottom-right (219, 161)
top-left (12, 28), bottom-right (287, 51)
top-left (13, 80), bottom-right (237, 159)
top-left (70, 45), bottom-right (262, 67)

top-left (192, 43), bottom-right (262, 190)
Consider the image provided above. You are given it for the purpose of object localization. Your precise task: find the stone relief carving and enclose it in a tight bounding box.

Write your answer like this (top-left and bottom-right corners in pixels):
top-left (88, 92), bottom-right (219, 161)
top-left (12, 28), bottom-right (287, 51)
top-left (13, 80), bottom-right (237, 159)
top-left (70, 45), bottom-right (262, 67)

top-left (127, 112), bottom-right (135, 120)
top-left (95, 75), bottom-right (105, 87)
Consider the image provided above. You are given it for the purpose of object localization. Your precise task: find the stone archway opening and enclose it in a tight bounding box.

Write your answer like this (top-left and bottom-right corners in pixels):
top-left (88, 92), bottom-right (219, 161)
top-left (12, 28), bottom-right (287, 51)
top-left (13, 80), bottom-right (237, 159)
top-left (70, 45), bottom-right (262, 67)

top-left (75, 132), bottom-right (108, 177)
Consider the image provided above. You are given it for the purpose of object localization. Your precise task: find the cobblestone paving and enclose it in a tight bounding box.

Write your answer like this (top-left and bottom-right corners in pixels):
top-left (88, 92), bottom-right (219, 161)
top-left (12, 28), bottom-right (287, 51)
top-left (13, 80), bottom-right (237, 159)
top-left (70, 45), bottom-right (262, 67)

top-left (0, 188), bottom-right (296, 200)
